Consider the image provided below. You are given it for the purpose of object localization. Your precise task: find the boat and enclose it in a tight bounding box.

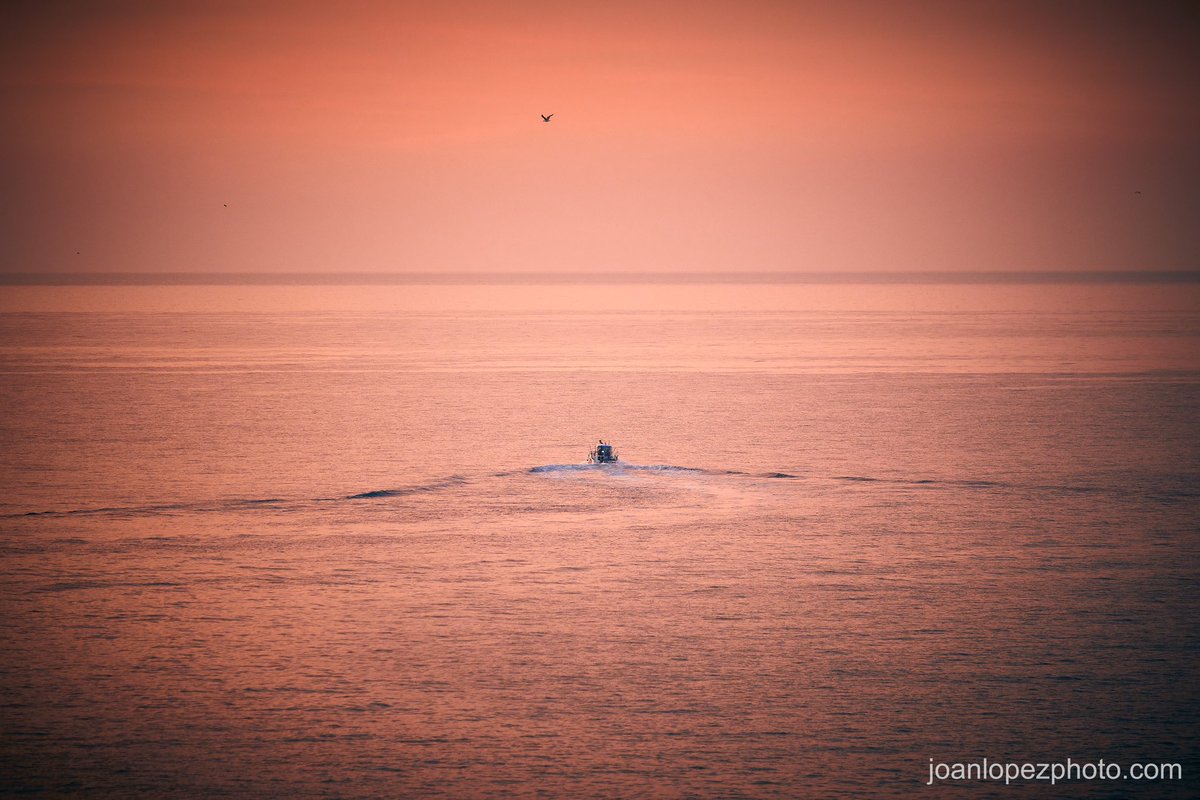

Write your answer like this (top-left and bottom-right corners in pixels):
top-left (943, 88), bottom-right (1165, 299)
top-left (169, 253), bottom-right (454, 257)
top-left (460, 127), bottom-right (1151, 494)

top-left (588, 440), bottom-right (618, 464)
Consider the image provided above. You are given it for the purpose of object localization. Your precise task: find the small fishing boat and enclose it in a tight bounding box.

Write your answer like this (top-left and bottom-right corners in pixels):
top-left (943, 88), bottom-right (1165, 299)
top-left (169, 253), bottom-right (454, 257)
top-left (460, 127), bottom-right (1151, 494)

top-left (588, 440), bottom-right (618, 464)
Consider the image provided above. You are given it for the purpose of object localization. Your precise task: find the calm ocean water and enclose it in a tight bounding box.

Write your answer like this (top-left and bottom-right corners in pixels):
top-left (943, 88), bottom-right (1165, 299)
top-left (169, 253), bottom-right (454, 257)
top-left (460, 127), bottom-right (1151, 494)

top-left (1, 279), bottom-right (1198, 798)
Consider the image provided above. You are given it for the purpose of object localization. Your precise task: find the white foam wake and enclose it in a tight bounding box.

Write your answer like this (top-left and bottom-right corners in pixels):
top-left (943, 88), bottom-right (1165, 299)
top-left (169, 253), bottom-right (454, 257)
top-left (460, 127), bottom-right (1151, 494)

top-left (530, 463), bottom-right (703, 474)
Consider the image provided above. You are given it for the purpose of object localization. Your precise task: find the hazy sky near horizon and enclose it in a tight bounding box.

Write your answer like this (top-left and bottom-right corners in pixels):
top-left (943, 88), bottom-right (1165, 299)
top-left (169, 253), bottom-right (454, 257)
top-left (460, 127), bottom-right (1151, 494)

top-left (2, 0), bottom-right (1198, 274)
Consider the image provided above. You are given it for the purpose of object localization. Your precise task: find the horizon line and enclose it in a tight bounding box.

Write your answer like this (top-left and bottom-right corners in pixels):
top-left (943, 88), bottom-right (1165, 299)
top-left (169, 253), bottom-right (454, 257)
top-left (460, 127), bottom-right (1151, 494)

top-left (2, 270), bottom-right (1199, 286)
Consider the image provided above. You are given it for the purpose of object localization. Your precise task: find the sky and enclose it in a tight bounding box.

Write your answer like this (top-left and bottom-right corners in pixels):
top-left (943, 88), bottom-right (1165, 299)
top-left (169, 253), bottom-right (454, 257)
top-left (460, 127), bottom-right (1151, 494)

top-left (1, 0), bottom-right (1198, 275)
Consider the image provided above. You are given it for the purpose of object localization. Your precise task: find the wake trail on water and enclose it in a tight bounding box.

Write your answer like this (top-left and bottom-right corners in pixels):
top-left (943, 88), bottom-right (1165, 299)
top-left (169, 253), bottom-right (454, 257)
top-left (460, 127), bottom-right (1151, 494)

top-left (529, 464), bottom-right (801, 478)
top-left (5, 467), bottom-right (1193, 520)
top-left (5, 498), bottom-right (292, 520)
top-left (345, 476), bottom-right (468, 499)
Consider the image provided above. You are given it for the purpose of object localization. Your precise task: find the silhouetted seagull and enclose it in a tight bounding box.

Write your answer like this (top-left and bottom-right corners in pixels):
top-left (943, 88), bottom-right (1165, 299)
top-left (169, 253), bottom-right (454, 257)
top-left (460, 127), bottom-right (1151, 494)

top-left (541, 114), bottom-right (553, 122)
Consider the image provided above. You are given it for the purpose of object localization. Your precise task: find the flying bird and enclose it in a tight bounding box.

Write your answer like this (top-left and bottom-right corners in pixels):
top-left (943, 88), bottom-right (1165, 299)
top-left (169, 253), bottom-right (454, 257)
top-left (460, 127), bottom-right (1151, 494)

top-left (541, 114), bottom-right (553, 122)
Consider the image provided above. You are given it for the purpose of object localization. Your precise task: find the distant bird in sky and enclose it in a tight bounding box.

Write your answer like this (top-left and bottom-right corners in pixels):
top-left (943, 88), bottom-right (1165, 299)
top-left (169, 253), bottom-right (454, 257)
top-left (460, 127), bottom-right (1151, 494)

top-left (223, 203), bottom-right (228, 207)
top-left (541, 114), bottom-right (553, 122)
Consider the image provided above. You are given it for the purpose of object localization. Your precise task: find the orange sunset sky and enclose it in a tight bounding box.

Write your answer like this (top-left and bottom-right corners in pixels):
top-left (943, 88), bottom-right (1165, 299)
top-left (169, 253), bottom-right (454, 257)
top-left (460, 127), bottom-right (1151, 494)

top-left (2, 0), bottom-right (1198, 275)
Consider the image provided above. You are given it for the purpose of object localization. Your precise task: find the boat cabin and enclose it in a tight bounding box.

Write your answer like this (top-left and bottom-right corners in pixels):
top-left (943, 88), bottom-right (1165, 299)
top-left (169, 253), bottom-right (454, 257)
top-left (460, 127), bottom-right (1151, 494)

top-left (588, 441), bottom-right (618, 463)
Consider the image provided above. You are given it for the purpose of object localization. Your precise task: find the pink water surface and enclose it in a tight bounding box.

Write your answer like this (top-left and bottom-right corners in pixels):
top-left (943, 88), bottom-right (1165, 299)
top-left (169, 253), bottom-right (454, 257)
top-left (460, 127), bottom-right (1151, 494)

top-left (1, 281), bottom-right (1197, 797)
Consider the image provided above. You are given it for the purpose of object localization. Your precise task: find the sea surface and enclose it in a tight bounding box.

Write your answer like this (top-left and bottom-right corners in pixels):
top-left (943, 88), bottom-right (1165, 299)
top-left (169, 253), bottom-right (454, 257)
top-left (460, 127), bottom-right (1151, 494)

top-left (1, 277), bottom-right (1198, 798)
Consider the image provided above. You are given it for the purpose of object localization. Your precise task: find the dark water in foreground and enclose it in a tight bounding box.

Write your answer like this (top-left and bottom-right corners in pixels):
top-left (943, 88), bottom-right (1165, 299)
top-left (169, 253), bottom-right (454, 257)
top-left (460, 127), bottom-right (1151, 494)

top-left (1, 282), bottom-right (1198, 798)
